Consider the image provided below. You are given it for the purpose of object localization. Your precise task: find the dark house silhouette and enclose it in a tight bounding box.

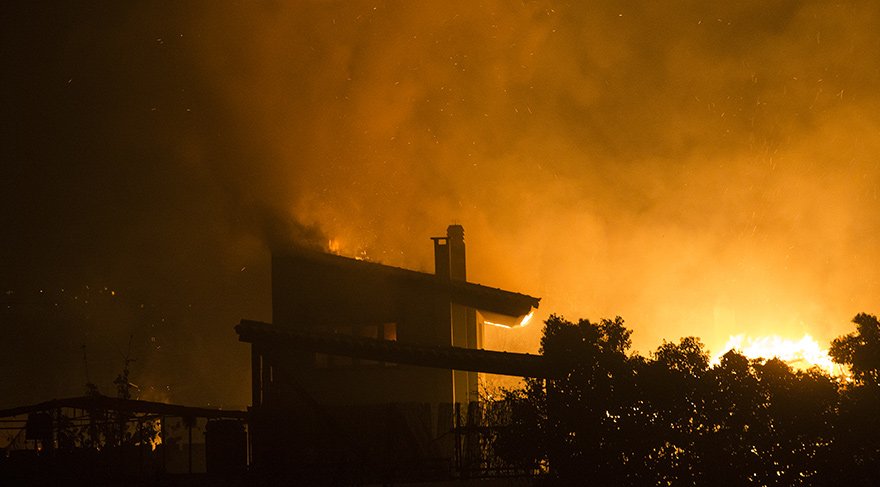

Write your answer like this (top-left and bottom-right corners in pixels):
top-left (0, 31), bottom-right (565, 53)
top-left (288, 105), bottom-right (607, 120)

top-left (239, 225), bottom-right (540, 479)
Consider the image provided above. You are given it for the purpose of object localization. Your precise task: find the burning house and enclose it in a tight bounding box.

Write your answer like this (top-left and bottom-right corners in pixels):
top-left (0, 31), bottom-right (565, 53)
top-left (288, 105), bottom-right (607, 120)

top-left (1, 225), bottom-right (543, 484)
top-left (237, 225), bottom-right (541, 480)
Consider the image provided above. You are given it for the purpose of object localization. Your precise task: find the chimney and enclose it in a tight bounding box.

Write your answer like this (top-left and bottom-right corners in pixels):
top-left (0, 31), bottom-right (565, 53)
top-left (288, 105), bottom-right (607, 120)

top-left (431, 237), bottom-right (450, 280)
top-left (432, 224), bottom-right (466, 281)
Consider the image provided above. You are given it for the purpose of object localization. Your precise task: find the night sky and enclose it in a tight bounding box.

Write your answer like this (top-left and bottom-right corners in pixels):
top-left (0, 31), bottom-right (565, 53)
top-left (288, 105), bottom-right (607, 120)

top-left (3, 1), bottom-right (879, 409)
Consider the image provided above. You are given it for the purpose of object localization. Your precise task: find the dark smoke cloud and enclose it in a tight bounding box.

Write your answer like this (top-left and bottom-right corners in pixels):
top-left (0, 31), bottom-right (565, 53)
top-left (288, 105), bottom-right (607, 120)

top-left (186, 0), bottom-right (880, 354)
top-left (3, 1), bottom-right (879, 407)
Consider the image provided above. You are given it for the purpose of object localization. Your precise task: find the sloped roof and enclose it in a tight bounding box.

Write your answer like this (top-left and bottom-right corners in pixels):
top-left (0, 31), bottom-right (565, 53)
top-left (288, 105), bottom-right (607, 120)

top-left (274, 247), bottom-right (540, 318)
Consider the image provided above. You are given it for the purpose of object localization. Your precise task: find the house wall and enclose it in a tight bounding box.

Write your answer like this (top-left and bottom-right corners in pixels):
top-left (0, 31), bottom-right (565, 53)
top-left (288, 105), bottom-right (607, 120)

top-left (268, 251), bottom-right (455, 406)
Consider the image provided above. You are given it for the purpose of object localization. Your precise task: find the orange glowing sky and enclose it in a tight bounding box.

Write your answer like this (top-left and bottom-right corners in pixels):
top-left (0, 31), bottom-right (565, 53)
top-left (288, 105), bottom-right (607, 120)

top-left (3, 1), bottom-right (879, 408)
top-left (191, 1), bottom-right (879, 359)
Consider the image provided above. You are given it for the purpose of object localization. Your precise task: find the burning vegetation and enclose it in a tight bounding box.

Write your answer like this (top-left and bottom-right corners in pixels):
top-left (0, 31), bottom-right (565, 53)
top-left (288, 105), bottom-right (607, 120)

top-left (715, 333), bottom-right (841, 375)
top-left (488, 312), bottom-right (880, 484)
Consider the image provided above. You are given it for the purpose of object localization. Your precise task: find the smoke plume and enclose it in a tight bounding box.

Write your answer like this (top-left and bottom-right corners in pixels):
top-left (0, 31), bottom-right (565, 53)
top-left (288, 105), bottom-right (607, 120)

top-left (3, 1), bottom-right (879, 407)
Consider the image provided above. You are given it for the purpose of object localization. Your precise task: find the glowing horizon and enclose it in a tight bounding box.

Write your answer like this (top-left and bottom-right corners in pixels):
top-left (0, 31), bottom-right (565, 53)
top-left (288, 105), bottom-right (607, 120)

top-left (712, 333), bottom-right (843, 375)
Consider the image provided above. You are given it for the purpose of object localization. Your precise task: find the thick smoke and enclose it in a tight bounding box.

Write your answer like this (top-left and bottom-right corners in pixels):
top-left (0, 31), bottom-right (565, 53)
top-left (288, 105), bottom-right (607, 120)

top-left (3, 1), bottom-right (879, 408)
top-left (188, 1), bottom-right (880, 354)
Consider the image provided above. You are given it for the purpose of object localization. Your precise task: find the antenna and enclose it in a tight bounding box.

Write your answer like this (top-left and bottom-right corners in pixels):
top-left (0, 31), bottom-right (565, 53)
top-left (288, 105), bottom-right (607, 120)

top-left (122, 334), bottom-right (135, 371)
top-left (82, 344), bottom-right (99, 396)
top-left (114, 335), bottom-right (138, 400)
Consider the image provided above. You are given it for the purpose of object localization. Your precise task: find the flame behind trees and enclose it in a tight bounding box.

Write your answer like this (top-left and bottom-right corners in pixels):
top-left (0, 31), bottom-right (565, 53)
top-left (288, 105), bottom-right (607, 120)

top-left (493, 313), bottom-right (880, 484)
top-left (715, 334), bottom-right (840, 375)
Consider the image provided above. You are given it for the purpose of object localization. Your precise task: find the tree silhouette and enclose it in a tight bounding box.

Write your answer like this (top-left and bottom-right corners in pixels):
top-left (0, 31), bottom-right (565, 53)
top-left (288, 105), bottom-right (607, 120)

top-left (829, 313), bottom-right (880, 484)
top-left (523, 315), bottom-right (647, 484)
top-left (491, 312), bottom-right (880, 485)
top-left (830, 313), bottom-right (880, 386)
top-left (641, 337), bottom-right (711, 484)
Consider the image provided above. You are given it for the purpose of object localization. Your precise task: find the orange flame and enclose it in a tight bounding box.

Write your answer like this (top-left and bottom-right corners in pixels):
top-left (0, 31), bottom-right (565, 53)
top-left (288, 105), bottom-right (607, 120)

top-left (714, 334), bottom-right (842, 375)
